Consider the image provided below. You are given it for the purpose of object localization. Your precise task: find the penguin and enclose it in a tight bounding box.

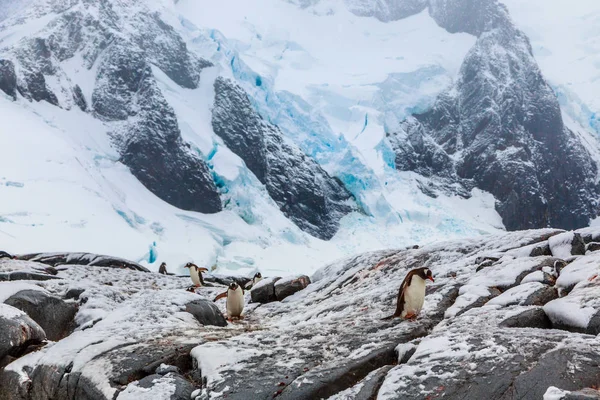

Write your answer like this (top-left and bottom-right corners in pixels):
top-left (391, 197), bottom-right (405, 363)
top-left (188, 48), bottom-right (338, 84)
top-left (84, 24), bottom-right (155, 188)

top-left (184, 262), bottom-right (209, 287)
top-left (158, 262), bottom-right (168, 275)
top-left (214, 282), bottom-right (244, 320)
top-left (382, 267), bottom-right (434, 320)
top-left (245, 272), bottom-right (263, 289)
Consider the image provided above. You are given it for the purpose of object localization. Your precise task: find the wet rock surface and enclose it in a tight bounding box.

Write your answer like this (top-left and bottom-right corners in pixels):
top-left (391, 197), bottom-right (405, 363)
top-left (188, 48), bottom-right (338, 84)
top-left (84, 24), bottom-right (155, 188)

top-left (1, 228), bottom-right (600, 400)
top-left (0, 304), bottom-right (46, 368)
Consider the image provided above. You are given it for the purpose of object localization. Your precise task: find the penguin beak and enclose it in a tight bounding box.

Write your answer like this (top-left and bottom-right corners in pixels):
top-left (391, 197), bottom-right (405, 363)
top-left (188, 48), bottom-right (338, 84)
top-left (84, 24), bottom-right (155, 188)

top-left (428, 276), bottom-right (435, 282)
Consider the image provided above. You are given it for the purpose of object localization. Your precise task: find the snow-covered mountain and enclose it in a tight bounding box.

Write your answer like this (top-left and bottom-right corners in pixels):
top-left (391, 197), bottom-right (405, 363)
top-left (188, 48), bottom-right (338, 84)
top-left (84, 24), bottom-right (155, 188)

top-left (1, 0), bottom-right (599, 276)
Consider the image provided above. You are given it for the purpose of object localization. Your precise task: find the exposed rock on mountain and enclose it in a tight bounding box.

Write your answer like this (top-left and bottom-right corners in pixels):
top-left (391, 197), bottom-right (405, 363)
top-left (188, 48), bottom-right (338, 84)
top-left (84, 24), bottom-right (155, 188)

top-left (387, 0), bottom-right (599, 231)
top-left (212, 77), bottom-right (356, 239)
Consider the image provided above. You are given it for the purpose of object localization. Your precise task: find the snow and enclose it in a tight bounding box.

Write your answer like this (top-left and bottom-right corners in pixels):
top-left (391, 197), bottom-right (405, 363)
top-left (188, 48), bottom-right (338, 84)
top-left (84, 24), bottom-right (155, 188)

top-left (548, 231), bottom-right (576, 259)
top-left (521, 270), bottom-right (546, 284)
top-left (116, 375), bottom-right (176, 400)
top-left (555, 252), bottom-right (600, 289)
top-left (190, 343), bottom-right (261, 386)
top-left (0, 281), bottom-right (46, 302)
top-left (543, 386), bottom-right (570, 400)
top-left (0, 302), bottom-right (27, 320)
top-left (486, 282), bottom-right (544, 307)
top-left (544, 296), bottom-right (597, 329)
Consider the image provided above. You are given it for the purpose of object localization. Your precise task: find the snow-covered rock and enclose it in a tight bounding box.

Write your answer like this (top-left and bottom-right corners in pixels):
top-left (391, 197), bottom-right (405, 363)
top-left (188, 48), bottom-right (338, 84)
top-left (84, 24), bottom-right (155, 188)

top-left (1, 227), bottom-right (600, 399)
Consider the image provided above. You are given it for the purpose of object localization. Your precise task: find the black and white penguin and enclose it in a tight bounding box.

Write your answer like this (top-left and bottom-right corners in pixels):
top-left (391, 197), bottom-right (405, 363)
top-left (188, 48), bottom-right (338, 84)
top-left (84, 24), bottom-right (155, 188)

top-left (184, 262), bottom-right (208, 287)
top-left (214, 282), bottom-right (244, 320)
top-left (245, 272), bottom-right (263, 289)
top-left (158, 262), bottom-right (168, 275)
top-left (382, 267), bottom-right (434, 320)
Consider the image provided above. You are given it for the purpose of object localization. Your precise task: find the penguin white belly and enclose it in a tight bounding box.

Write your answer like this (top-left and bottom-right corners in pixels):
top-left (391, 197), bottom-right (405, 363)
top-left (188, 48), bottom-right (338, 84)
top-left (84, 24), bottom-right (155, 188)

top-left (401, 278), bottom-right (426, 318)
top-left (189, 268), bottom-right (201, 286)
top-left (226, 287), bottom-right (244, 318)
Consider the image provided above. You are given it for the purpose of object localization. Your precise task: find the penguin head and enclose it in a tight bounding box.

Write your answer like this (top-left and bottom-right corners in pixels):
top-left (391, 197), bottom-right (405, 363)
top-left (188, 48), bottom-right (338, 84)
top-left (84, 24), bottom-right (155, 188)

top-left (416, 267), bottom-right (434, 282)
top-left (183, 262), bottom-right (196, 269)
top-left (160, 262), bottom-right (166, 268)
top-left (229, 282), bottom-right (239, 291)
top-left (254, 272), bottom-right (262, 279)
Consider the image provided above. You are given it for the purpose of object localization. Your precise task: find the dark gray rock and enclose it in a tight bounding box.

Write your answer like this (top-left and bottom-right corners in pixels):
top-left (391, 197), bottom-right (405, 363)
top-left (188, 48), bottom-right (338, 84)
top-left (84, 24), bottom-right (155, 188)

top-left (18, 252), bottom-right (149, 271)
top-left (136, 373), bottom-right (195, 400)
top-left (0, 251), bottom-right (12, 259)
top-left (587, 242), bottom-right (600, 253)
top-left (0, 271), bottom-right (61, 281)
top-left (565, 389), bottom-right (600, 399)
top-left (530, 242), bottom-right (552, 257)
top-left (212, 77), bottom-right (356, 240)
top-left (250, 277), bottom-right (281, 304)
top-left (185, 298), bottom-right (227, 327)
top-left (586, 311), bottom-right (600, 336)
top-left (203, 274), bottom-right (251, 288)
top-left (499, 308), bottom-right (552, 329)
top-left (523, 285), bottom-right (559, 306)
top-left (353, 365), bottom-right (394, 400)
top-left (0, 305), bottom-right (46, 367)
top-left (72, 84), bottom-right (87, 111)
top-left (0, 59), bottom-right (17, 100)
top-left (65, 287), bottom-right (85, 300)
top-left (475, 259), bottom-right (494, 272)
top-left (571, 233), bottom-right (587, 255)
top-left (274, 275), bottom-right (311, 301)
top-left (5, 289), bottom-right (77, 341)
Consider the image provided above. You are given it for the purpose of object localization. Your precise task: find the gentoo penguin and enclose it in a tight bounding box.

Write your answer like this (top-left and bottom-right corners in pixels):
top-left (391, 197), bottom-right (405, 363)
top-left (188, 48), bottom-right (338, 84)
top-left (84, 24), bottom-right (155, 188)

top-left (245, 272), bottom-right (263, 289)
top-left (184, 262), bottom-right (208, 287)
top-left (382, 267), bottom-right (434, 320)
top-left (214, 282), bottom-right (244, 320)
top-left (158, 262), bottom-right (168, 275)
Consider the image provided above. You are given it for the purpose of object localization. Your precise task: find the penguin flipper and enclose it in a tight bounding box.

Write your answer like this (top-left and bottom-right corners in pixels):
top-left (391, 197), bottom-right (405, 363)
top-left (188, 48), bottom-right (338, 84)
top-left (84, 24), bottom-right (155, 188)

top-left (213, 291), bottom-right (228, 302)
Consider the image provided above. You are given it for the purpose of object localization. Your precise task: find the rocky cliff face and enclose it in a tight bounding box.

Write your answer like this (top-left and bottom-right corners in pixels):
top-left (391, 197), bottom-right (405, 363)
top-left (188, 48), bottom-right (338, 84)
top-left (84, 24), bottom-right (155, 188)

top-left (386, 0), bottom-right (600, 231)
top-left (2, 227), bottom-right (600, 399)
top-left (0, 0), bottom-right (223, 214)
top-left (212, 77), bottom-right (357, 240)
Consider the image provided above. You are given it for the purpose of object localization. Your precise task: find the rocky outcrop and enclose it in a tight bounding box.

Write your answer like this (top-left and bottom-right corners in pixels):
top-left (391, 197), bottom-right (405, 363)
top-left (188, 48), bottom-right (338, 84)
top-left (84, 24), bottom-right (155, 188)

top-left (0, 304), bottom-right (46, 369)
top-left (250, 277), bottom-right (281, 304)
top-left (0, 59), bottom-right (17, 100)
top-left (185, 299), bottom-right (227, 327)
top-left (386, 0), bottom-right (599, 231)
top-left (212, 77), bottom-right (356, 240)
top-left (5, 290), bottom-right (77, 341)
top-left (274, 275), bottom-right (311, 301)
top-left (18, 252), bottom-right (150, 271)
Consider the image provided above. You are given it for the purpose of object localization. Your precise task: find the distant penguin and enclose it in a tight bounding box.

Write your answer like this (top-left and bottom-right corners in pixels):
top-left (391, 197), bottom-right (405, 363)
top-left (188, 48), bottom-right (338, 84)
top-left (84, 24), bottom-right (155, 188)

top-left (382, 267), bottom-right (434, 320)
top-left (245, 272), bottom-right (263, 289)
top-left (184, 263), bottom-right (208, 287)
top-left (159, 262), bottom-right (168, 275)
top-left (214, 282), bottom-right (244, 320)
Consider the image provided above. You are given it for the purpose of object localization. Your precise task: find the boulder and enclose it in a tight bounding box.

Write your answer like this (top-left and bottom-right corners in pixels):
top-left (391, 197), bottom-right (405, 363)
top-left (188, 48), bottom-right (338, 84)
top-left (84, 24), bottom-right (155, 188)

top-left (185, 299), bottom-right (227, 327)
top-left (5, 289), bottom-right (77, 341)
top-left (274, 275), bottom-right (311, 301)
top-left (0, 60), bottom-right (17, 100)
top-left (17, 252), bottom-right (149, 271)
top-left (0, 304), bottom-right (46, 367)
top-left (586, 242), bottom-right (600, 253)
top-left (499, 308), bottom-right (552, 329)
top-left (250, 277), bottom-right (281, 304)
top-left (529, 242), bottom-right (552, 257)
top-left (549, 232), bottom-right (586, 259)
top-left (524, 286), bottom-right (559, 306)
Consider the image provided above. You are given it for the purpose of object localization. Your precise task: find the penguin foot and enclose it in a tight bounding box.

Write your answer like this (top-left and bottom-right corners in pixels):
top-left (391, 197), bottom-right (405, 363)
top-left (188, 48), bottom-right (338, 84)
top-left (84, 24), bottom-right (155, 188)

top-left (404, 312), bottom-right (417, 320)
